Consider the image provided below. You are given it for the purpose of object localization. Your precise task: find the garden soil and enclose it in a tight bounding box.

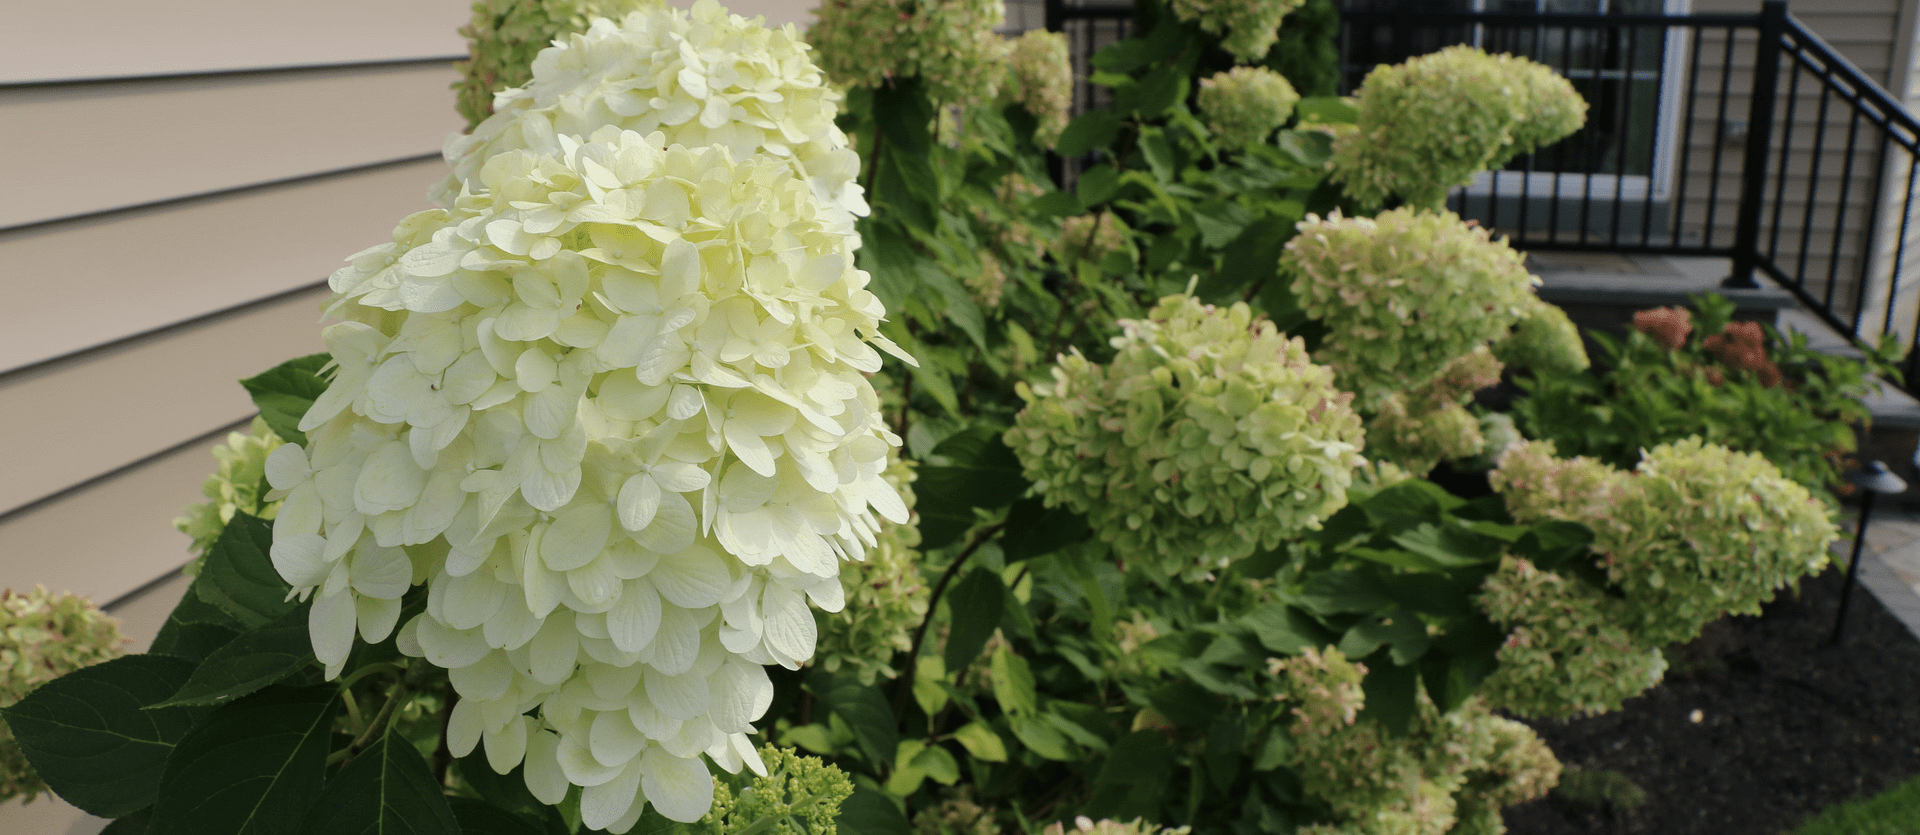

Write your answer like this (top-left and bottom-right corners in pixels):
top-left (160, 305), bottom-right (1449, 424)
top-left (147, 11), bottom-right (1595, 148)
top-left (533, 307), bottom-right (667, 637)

top-left (1500, 565), bottom-right (1920, 834)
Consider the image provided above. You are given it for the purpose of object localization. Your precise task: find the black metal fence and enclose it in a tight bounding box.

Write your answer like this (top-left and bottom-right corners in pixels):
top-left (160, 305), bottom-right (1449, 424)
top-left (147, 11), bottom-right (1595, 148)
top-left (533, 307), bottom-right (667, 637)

top-left (1043, 1), bottom-right (1920, 391)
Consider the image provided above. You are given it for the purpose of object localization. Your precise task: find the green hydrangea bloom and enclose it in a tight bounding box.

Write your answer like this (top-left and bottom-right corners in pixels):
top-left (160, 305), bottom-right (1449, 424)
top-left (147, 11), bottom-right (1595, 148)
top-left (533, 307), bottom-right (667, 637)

top-left (1, 587), bottom-right (124, 803)
top-left (452, 0), bottom-right (657, 130)
top-left (1475, 556), bottom-right (1666, 719)
top-left (1367, 396), bottom-right (1483, 475)
top-left (1051, 213), bottom-right (1135, 270)
top-left (1462, 411), bottom-right (1522, 472)
top-left (1331, 46), bottom-right (1586, 210)
top-left (1003, 30), bottom-right (1073, 148)
top-left (1274, 648), bottom-right (1558, 835)
top-left (1198, 66), bottom-right (1300, 149)
top-left (813, 456), bottom-right (927, 684)
top-left (1602, 438), bottom-right (1838, 646)
top-left (1495, 299), bottom-right (1590, 376)
top-left (1040, 818), bottom-right (1193, 835)
top-left (1168, 0), bottom-right (1305, 62)
top-left (1007, 295), bottom-right (1367, 578)
top-left (807, 0), bottom-right (1007, 108)
top-left (1488, 440), bottom-right (1627, 527)
top-left (174, 417), bottom-right (285, 571)
top-left (1284, 208), bottom-right (1537, 412)
top-left (705, 745), bottom-right (854, 834)
top-left (912, 786), bottom-right (1002, 835)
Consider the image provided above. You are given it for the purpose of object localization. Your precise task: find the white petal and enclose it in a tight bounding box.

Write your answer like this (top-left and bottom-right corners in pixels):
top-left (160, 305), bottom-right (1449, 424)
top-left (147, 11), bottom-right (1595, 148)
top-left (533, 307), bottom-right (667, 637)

top-left (643, 666), bottom-right (710, 722)
top-left (617, 474), bottom-right (663, 533)
top-left (525, 730), bottom-right (570, 804)
top-left (649, 546), bottom-right (732, 609)
top-left (542, 504), bottom-right (614, 571)
top-left (484, 715), bottom-right (530, 775)
top-left (640, 747), bottom-right (715, 824)
top-left (309, 590), bottom-right (357, 673)
top-left (447, 697), bottom-right (485, 758)
top-left (589, 709), bottom-right (649, 768)
top-left (582, 759), bottom-right (646, 831)
top-left (355, 595), bottom-right (402, 643)
top-left (608, 582), bottom-right (664, 654)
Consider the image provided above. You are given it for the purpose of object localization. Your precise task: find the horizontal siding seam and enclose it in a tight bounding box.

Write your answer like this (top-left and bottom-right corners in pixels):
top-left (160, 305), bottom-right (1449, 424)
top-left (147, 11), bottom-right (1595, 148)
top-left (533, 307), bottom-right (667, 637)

top-left (0, 414), bottom-right (255, 529)
top-left (0, 280), bottom-right (330, 381)
top-left (0, 54), bottom-right (464, 90)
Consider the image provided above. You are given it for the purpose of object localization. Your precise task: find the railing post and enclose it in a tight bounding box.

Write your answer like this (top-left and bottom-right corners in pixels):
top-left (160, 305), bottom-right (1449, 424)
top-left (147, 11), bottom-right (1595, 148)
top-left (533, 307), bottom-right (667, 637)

top-left (1044, 0), bottom-right (1063, 33)
top-left (1726, 0), bottom-right (1788, 289)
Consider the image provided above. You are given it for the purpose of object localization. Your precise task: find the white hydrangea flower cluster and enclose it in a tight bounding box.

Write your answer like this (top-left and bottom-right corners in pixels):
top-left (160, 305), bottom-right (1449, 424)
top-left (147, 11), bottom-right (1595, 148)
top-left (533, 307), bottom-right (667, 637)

top-left (437, 0), bottom-right (867, 237)
top-left (266, 127), bottom-right (910, 832)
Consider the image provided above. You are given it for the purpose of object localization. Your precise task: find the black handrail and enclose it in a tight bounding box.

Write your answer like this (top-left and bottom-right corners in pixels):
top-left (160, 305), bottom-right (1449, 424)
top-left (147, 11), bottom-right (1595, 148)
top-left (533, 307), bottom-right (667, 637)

top-left (1045, 1), bottom-right (1920, 395)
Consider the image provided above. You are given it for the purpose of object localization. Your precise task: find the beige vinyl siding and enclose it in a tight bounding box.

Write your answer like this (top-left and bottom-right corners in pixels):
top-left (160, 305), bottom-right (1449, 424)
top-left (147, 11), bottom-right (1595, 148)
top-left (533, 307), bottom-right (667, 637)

top-left (0, 1), bottom-right (811, 829)
top-left (1855, 0), bottom-right (1920, 341)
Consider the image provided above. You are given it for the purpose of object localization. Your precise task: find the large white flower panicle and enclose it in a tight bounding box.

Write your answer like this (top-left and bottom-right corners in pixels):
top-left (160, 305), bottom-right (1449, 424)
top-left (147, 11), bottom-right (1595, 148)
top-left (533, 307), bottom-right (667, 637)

top-left (266, 127), bottom-right (910, 832)
top-left (436, 0), bottom-right (867, 235)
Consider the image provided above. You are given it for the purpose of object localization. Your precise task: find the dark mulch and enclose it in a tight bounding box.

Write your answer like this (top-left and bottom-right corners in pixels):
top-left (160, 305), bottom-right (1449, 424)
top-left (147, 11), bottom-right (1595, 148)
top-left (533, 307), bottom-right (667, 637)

top-left (1500, 565), bottom-right (1920, 835)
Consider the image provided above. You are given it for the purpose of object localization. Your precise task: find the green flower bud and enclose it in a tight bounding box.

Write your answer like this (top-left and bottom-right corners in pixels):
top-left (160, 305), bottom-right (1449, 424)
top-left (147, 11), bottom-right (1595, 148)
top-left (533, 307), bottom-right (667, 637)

top-left (1, 587), bottom-right (124, 803)
top-left (1007, 295), bottom-right (1367, 577)
top-left (174, 417), bottom-right (284, 572)
top-left (1198, 66), bottom-right (1300, 149)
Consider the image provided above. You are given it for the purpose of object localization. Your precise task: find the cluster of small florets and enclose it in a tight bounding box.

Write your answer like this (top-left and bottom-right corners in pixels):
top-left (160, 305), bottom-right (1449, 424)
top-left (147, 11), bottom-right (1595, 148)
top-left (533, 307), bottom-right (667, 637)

top-left (1197, 66), bottom-right (1300, 149)
top-left (1051, 213), bottom-right (1134, 270)
top-left (812, 456), bottom-right (926, 685)
top-left (268, 125), bottom-right (910, 831)
top-left (807, 0), bottom-right (1008, 108)
top-left (701, 745), bottom-right (854, 834)
top-left (174, 417), bottom-right (285, 567)
top-left (1474, 556), bottom-right (1667, 719)
top-left (1003, 30), bottom-right (1073, 148)
top-left (1332, 46), bottom-right (1586, 209)
top-left (1284, 209), bottom-right (1537, 411)
top-left (1, 587), bottom-right (124, 803)
top-left (1167, 0), bottom-right (1306, 62)
top-left (1494, 300), bottom-right (1590, 377)
top-left (1006, 295), bottom-right (1367, 578)
top-left (1275, 647), bottom-right (1558, 835)
top-left (452, 0), bottom-right (655, 130)
top-left (965, 250), bottom-right (1008, 310)
top-left (1486, 438), bottom-right (1838, 712)
top-left (1040, 817), bottom-right (1194, 835)
top-left (440, 1), bottom-right (867, 236)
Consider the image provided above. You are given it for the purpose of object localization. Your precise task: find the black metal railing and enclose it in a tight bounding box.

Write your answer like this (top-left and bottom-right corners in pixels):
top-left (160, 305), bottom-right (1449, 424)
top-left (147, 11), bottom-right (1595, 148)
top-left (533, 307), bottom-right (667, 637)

top-left (1043, 1), bottom-right (1920, 392)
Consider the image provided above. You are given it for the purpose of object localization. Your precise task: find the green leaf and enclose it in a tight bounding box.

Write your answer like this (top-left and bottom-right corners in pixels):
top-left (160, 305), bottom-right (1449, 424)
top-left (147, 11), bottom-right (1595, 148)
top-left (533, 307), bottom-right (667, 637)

top-left (987, 647), bottom-right (1037, 716)
top-left (942, 569), bottom-right (1007, 672)
top-left (1008, 715), bottom-right (1074, 761)
top-left (1145, 680), bottom-right (1215, 728)
top-left (300, 724), bottom-right (459, 835)
top-left (1083, 731), bottom-right (1173, 820)
top-left (1090, 37), bottom-right (1154, 72)
top-left (1293, 571), bottom-right (1392, 616)
top-left (1124, 65), bottom-right (1187, 118)
top-left (1275, 130), bottom-right (1334, 167)
top-left (156, 605), bottom-right (314, 707)
top-left (1359, 480), bottom-right (1462, 530)
top-left (148, 686), bottom-right (340, 835)
top-left (1244, 604), bottom-right (1330, 655)
top-left (0, 656), bottom-right (211, 818)
top-left (1389, 524), bottom-right (1501, 569)
top-left (951, 721), bottom-right (1008, 763)
top-left (197, 513), bottom-right (297, 628)
top-left (999, 498), bottom-right (1090, 562)
top-left (910, 742), bottom-right (960, 786)
top-left (1138, 130), bottom-right (1176, 182)
top-left (1027, 191), bottom-right (1084, 218)
top-left (150, 586), bottom-right (243, 662)
top-left (102, 810), bottom-right (152, 834)
top-left (836, 787), bottom-right (912, 835)
top-left (1295, 96), bottom-right (1359, 125)
top-left (241, 353), bottom-right (332, 446)
top-left (1200, 215), bottom-right (1292, 302)
top-left (815, 674), bottom-right (899, 770)
top-left (1190, 200), bottom-right (1253, 250)
top-left (1204, 714), bottom-right (1246, 792)
top-left (446, 799), bottom-right (547, 835)
top-left (1076, 165), bottom-right (1122, 207)
top-left (917, 428), bottom-right (1027, 548)
top-left (1358, 659), bottom-right (1418, 738)
top-left (1337, 608), bottom-right (1430, 666)
top-left (1056, 109), bottom-right (1122, 158)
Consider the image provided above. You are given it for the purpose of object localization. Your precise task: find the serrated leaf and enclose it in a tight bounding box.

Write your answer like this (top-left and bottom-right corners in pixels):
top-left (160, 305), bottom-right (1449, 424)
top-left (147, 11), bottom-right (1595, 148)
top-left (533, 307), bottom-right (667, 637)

top-left (150, 586), bottom-right (243, 663)
top-left (1293, 571), bottom-right (1392, 616)
top-left (198, 513), bottom-right (297, 628)
top-left (942, 569), bottom-right (1006, 672)
top-left (999, 499), bottom-right (1090, 563)
top-left (1008, 715), bottom-right (1073, 761)
top-left (836, 787), bottom-right (912, 835)
top-left (1, 656), bottom-right (211, 818)
top-left (102, 809), bottom-right (152, 834)
top-left (1056, 109), bottom-right (1122, 158)
top-left (447, 799), bottom-right (547, 835)
top-left (951, 721), bottom-right (1008, 763)
top-left (815, 674), bottom-right (899, 770)
top-left (1389, 524), bottom-right (1501, 568)
top-left (1190, 200), bottom-right (1253, 250)
top-left (240, 354), bottom-right (333, 446)
top-left (300, 724), bottom-right (459, 835)
top-left (157, 605), bottom-right (314, 707)
top-left (1244, 604), bottom-right (1328, 655)
top-left (987, 647), bottom-right (1037, 717)
top-left (148, 686), bottom-right (339, 835)
top-left (1075, 165), bottom-right (1122, 207)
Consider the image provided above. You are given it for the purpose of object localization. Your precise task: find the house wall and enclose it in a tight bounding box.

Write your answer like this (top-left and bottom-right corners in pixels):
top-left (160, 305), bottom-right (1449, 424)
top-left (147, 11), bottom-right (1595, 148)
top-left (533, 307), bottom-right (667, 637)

top-left (0, 0), bottom-right (808, 829)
